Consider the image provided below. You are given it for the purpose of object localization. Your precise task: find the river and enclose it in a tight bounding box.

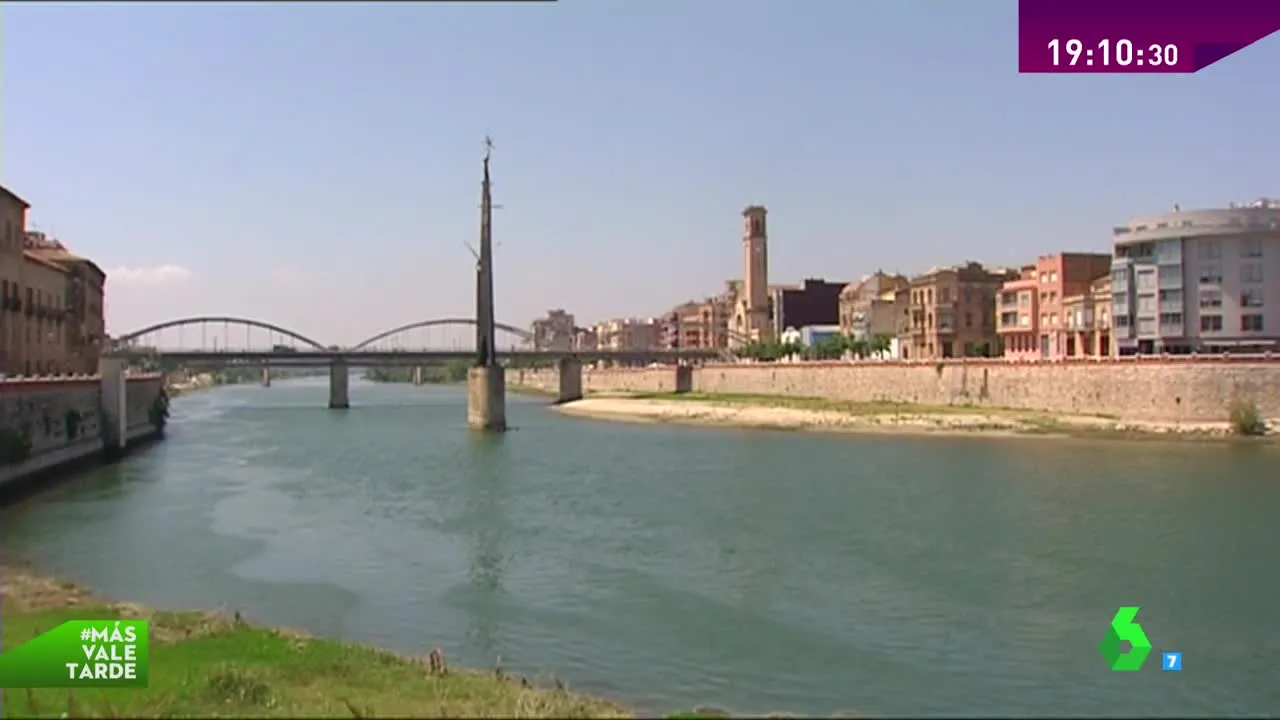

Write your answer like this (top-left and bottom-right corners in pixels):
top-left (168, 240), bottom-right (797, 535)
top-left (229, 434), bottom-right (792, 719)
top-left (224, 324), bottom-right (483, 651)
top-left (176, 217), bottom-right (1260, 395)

top-left (2, 378), bottom-right (1277, 717)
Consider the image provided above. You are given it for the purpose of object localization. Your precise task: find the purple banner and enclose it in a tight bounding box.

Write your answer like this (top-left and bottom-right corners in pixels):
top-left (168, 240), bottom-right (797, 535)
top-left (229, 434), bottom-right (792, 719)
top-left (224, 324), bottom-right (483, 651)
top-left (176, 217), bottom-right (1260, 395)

top-left (1019, 0), bottom-right (1280, 73)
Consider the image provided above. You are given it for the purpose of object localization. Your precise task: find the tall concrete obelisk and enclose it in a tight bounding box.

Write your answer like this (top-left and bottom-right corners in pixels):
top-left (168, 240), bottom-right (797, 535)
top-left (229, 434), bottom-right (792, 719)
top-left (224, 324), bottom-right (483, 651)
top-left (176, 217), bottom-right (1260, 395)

top-left (466, 137), bottom-right (507, 431)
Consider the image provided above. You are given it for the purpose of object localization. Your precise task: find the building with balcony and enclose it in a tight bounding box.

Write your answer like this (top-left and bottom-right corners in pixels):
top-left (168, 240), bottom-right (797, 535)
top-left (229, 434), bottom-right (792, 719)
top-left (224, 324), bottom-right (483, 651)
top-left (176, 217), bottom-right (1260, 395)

top-left (1062, 275), bottom-right (1113, 357)
top-left (0, 185), bottom-right (30, 375)
top-left (0, 185), bottom-right (108, 376)
top-left (593, 317), bottom-right (661, 351)
top-left (662, 284), bottom-right (735, 350)
top-left (898, 262), bottom-right (1016, 360)
top-left (838, 271), bottom-right (910, 343)
top-left (1110, 198), bottom-right (1280, 355)
top-left (573, 326), bottom-right (598, 351)
top-left (997, 252), bottom-right (1112, 360)
top-left (530, 309), bottom-right (576, 351)
top-left (26, 232), bottom-right (108, 374)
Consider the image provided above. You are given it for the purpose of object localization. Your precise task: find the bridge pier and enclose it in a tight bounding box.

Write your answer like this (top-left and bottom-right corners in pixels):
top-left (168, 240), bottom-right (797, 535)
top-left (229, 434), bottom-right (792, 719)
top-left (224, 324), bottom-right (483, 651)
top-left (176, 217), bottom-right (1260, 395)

top-left (412, 366), bottom-right (424, 386)
top-left (466, 365), bottom-right (506, 431)
top-left (99, 357), bottom-right (128, 453)
top-left (328, 359), bottom-right (350, 409)
top-left (675, 363), bottom-right (694, 394)
top-left (260, 366), bottom-right (271, 388)
top-left (556, 356), bottom-right (583, 404)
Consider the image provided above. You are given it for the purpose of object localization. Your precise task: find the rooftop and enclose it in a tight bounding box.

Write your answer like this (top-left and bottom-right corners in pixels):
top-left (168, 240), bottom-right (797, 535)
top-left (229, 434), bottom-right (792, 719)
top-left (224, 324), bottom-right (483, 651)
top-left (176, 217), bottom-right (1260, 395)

top-left (0, 184), bottom-right (30, 209)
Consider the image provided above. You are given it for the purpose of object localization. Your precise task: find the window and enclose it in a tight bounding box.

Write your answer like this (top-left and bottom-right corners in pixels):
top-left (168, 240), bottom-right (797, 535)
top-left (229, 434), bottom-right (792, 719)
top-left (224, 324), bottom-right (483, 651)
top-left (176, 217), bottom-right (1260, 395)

top-left (1112, 292), bottom-right (1128, 308)
top-left (1241, 288), bottom-right (1265, 308)
top-left (1241, 314), bottom-right (1264, 332)
top-left (1199, 290), bottom-right (1223, 309)
top-left (1198, 265), bottom-right (1223, 284)
top-left (1049, 271), bottom-right (1058, 282)
top-left (1241, 263), bottom-right (1264, 283)
top-left (1158, 289), bottom-right (1183, 303)
top-left (1137, 296), bottom-right (1156, 313)
top-left (1159, 313), bottom-right (1183, 326)
top-left (1197, 239), bottom-right (1222, 260)
top-left (1241, 237), bottom-right (1264, 257)
top-left (1050, 313), bottom-right (1059, 325)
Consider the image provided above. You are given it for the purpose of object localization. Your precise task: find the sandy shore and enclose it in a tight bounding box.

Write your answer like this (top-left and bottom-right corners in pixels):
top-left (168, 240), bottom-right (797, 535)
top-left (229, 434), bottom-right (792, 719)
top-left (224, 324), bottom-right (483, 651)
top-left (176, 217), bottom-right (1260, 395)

top-left (554, 396), bottom-right (1265, 440)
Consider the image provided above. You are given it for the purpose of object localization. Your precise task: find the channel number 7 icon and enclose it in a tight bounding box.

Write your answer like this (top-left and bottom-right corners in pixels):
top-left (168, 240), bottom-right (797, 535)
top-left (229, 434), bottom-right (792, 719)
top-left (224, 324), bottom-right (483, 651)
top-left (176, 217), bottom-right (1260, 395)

top-left (1100, 606), bottom-right (1152, 671)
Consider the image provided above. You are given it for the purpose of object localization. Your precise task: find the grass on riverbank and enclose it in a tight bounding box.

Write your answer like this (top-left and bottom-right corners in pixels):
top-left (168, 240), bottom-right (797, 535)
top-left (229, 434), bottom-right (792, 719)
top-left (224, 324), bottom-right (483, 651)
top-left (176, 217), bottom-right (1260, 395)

top-left (604, 391), bottom-right (1273, 441)
top-left (628, 391), bottom-right (1060, 415)
top-left (1, 564), bottom-right (629, 719)
top-left (625, 391), bottom-right (1109, 427)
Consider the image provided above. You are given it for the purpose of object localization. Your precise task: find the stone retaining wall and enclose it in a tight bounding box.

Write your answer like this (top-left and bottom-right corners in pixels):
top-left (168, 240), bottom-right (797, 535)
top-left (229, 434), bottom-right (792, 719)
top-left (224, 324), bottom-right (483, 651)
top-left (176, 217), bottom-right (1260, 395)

top-left (514, 357), bottom-right (1280, 423)
top-left (0, 373), bottom-right (167, 496)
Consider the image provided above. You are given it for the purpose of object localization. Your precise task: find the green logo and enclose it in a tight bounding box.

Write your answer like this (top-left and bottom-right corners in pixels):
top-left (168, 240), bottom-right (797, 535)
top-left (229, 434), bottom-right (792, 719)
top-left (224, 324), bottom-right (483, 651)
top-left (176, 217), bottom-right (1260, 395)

top-left (1100, 606), bottom-right (1152, 671)
top-left (0, 620), bottom-right (149, 688)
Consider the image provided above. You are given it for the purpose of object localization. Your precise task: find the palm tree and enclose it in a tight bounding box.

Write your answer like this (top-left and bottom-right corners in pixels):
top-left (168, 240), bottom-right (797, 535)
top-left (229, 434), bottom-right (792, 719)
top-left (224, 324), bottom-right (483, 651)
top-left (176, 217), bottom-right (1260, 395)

top-left (870, 334), bottom-right (893, 359)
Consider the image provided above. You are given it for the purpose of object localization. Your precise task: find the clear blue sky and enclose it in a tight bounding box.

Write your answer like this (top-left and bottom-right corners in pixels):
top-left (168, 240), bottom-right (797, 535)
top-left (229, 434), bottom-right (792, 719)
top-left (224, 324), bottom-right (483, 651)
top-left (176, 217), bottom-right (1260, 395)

top-left (3, 1), bottom-right (1276, 345)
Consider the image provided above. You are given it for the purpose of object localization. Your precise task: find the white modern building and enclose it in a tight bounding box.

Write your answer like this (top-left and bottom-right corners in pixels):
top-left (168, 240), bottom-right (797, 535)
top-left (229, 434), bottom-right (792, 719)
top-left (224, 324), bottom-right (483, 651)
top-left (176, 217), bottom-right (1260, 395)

top-left (1110, 198), bottom-right (1280, 355)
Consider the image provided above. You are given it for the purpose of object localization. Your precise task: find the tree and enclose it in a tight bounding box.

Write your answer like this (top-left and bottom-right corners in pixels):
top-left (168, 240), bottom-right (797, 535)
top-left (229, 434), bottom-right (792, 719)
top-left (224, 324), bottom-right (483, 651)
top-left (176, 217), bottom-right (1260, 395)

top-left (812, 335), bottom-right (847, 360)
top-left (869, 334), bottom-right (893, 358)
top-left (848, 338), bottom-right (870, 359)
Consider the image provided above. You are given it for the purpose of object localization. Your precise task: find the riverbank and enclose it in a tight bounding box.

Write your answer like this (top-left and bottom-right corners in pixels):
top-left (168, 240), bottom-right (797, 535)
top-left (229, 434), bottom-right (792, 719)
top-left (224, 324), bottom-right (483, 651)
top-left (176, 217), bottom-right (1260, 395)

top-left (166, 372), bottom-right (219, 398)
top-left (0, 563), bottom-right (631, 718)
top-left (554, 392), bottom-right (1276, 440)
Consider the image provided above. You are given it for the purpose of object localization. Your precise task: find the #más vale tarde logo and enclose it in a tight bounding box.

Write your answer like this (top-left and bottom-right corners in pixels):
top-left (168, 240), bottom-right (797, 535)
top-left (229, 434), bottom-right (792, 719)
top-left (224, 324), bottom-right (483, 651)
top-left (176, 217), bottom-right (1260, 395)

top-left (0, 620), bottom-right (149, 688)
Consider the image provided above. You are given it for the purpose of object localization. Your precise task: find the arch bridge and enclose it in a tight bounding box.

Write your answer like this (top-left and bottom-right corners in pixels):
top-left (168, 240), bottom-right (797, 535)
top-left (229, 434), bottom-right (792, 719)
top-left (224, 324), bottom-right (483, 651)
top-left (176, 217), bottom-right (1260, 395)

top-left (110, 315), bottom-right (534, 355)
top-left (109, 314), bottom-right (722, 409)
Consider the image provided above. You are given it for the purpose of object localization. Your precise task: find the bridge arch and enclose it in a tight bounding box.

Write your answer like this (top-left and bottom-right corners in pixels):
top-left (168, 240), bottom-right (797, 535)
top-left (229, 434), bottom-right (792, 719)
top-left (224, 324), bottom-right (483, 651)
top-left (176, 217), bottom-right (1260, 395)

top-left (111, 316), bottom-right (330, 351)
top-left (352, 318), bottom-right (532, 350)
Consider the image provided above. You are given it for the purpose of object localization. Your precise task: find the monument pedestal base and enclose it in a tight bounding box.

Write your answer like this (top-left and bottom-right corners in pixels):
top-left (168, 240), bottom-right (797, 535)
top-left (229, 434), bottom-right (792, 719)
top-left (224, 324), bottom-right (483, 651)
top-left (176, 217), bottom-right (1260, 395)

top-left (466, 366), bottom-right (507, 432)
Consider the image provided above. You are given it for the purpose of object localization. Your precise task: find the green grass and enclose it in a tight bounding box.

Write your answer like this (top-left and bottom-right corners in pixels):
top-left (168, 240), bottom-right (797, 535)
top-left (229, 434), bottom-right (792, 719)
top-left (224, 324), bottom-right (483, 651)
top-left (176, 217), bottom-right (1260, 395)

top-left (1, 566), bottom-right (628, 719)
top-left (605, 391), bottom-right (1271, 443)
top-left (624, 391), bottom-right (1108, 420)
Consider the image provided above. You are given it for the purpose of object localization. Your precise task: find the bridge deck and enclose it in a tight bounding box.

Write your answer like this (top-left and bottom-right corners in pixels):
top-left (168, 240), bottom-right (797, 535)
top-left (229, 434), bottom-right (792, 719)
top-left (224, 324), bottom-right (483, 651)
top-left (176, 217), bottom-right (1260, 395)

top-left (109, 349), bottom-right (722, 365)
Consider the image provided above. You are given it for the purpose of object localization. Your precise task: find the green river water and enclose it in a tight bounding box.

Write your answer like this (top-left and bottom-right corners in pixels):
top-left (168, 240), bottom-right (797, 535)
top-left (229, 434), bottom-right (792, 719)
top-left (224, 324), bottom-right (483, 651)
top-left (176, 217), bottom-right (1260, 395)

top-left (1, 378), bottom-right (1276, 716)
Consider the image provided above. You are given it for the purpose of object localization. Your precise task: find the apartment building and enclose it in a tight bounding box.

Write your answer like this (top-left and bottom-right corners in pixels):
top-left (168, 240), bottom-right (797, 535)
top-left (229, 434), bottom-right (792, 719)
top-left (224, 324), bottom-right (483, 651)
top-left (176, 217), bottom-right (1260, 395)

top-left (838, 271), bottom-right (910, 342)
top-left (662, 286), bottom-right (734, 349)
top-left (593, 317), bottom-right (661, 351)
top-left (1111, 199), bottom-right (1280, 355)
top-left (573, 326), bottom-right (598, 351)
top-left (997, 252), bottom-right (1112, 359)
top-left (0, 186), bottom-right (107, 376)
top-left (530, 309), bottom-right (576, 351)
top-left (1062, 275), bottom-right (1113, 356)
top-left (898, 262), bottom-right (1015, 360)
top-left (0, 186), bottom-right (29, 374)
